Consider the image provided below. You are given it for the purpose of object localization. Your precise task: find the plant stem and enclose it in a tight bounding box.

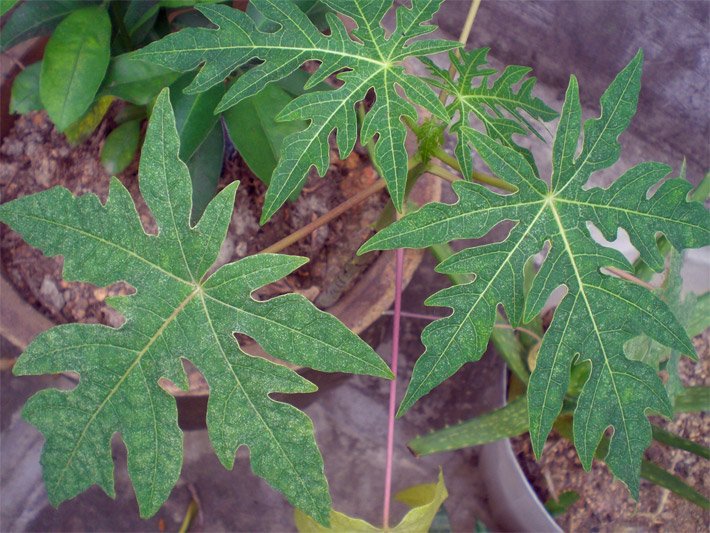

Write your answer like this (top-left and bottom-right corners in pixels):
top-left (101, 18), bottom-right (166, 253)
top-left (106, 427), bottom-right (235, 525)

top-left (430, 146), bottom-right (517, 192)
top-left (426, 163), bottom-right (459, 184)
top-left (438, 0), bottom-right (482, 103)
top-left (383, 247), bottom-right (405, 530)
top-left (178, 498), bottom-right (198, 533)
top-left (260, 179), bottom-right (387, 254)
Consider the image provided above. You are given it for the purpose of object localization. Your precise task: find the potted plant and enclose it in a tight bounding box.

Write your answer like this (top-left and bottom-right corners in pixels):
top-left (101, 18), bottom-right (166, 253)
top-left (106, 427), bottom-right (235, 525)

top-left (1, 0), bottom-right (708, 530)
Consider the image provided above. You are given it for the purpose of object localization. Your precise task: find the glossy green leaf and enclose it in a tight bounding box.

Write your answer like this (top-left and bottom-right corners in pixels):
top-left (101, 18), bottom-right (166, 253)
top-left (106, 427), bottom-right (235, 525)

top-left (135, 0), bottom-right (458, 221)
top-left (361, 51), bottom-right (710, 495)
top-left (0, 0), bottom-right (98, 52)
top-left (224, 83), bottom-right (306, 186)
top-left (408, 396), bottom-right (529, 456)
top-left (423, 48), bottom-right (557, 177)
top-left (9, 61), bottom-right (42, 114)
top-left (100, 54), bottom-right (180, 105)
top-left (169, 72), bottom-right (224, 161)
top-left (39, 6), bottom-right (111, 131)
top-left (0, 0), bottom-right (19, 17)
top-left (187, 120), bottom-right (224, 220)
top-left (101, 119), bottom-right (142, 175)
top-left (294, 471), bottom-right (447, 533)
top-left (0, 90), bottom-right (391, 524)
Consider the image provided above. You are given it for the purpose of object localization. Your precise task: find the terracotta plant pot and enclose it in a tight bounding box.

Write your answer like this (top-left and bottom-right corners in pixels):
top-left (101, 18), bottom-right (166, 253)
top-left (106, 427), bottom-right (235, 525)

top-left (0, 40), bottom-right (441, 428)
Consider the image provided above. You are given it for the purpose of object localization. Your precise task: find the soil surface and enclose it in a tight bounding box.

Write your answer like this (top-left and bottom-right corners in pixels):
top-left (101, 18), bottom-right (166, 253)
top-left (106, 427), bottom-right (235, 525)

top-left (0, 106), bottom-right (386, 328)
top-left (512, 331), bottom-right (710, 532)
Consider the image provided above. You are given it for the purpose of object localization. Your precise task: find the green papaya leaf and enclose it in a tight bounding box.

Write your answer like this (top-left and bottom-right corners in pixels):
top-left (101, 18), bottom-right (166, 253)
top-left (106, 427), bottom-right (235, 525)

top-left (0, 89), bottom-right (391, 524)
top-left (169, 72), bottom-right (224, 161)
top-left (0, 0), bottom-right (99, 52)
top-left (100, 54), bottom-right (180, 105)
top-left (9, 61), bottom-right (42, 114)
top-left (135, 0), bottom-right (458, 221)
top-left (360, 51), bottom-right (710, 495)
top-left (294, 471), bottom-right (447, 532)
top-left (187, 119), bottom-right (224, 220)
top-left (224, 83), bottom-right (306, 186)
top-left (422, 48), bottom-right (557, 177)
top-left (101, 119), bottom-right (142, 175)
top-left (39, 6), bottom-right (111, 131)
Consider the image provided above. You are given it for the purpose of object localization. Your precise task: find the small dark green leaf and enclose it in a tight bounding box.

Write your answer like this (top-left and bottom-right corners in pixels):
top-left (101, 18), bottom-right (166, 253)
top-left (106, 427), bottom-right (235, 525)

top-left (9, 61), bottom-right (42, 114)
top-left (169, 72), bottom-right (224, 161)
top-left (101, 119), bottom-right (142, 175)
top-left (39, 6), bottom-right (111, 131)
top-left (0, 0), bottom-right (98, 52)
top-left (544, 491), bottom-right (580, 516)
top-left (187, 120), bottom-right (224, 221)
top-left (224, 83), bottom-right (306, 186)
top-left (100, 54), bottom-right (179, 105)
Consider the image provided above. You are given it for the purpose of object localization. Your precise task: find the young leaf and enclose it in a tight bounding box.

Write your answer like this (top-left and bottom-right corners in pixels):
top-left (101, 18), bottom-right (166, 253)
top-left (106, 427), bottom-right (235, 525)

top-left (0, 89), bottom-right (391, 524)
top-left (294, 471), bottom-right (447, 533)
top-left (9, 61), bottom-right (42, 114)
top-left (39, 6), bottom-right (112, 131)
top-left (101, 119), bottom-right (142, 175)
top-left (625, 249), bottom-right (710, 401)
top-left (134, 0), bottom-right (458, 221)
top-left (224, 83), bottom-right (306, 186)
top-left (423, 48), bottom-right (557, 177)
top-left (360, 51), bottom-right (710, 495)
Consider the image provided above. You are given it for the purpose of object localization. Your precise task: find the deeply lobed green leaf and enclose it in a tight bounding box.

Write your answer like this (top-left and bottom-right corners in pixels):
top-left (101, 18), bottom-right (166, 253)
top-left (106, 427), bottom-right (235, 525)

top-left (422, 48), bottom-right (557, 177)
top-left (360, 51), bottom-right (710, 494)
top-left (135, 0), bottom-right (458, 221)
top-left (0, 90), bottom-right (391, 524)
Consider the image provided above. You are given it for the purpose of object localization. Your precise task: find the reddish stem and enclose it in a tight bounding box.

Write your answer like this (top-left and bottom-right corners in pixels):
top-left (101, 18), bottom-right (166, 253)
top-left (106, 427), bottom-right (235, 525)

top-left (383, 248), bottom-right (405, 529)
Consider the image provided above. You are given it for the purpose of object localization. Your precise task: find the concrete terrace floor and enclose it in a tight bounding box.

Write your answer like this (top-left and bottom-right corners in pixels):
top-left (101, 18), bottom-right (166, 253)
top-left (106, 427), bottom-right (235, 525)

top-left (2, 1), bottom-right (708, 531)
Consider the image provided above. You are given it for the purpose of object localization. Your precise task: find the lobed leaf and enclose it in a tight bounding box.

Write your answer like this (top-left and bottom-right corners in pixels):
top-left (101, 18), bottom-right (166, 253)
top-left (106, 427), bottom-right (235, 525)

top-left (423, 48), bottom-right (557, 177)
top-left (135, 0), bottom-right (458, 221)
top-left (0, 89), bottom-right (391, 524)
top-left (361, 50), bottom-right (710, 493)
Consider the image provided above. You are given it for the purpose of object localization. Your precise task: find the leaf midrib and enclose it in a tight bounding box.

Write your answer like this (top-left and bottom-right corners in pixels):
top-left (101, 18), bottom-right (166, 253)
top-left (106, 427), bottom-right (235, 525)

top-left (406, 204), bottom-right (547, 407)
top-left (548, 200), bottom-right (633, 466)
top-left (20, 212), bottom-right (191, 285)
top-left (52, 288), bottom-right (199, 493)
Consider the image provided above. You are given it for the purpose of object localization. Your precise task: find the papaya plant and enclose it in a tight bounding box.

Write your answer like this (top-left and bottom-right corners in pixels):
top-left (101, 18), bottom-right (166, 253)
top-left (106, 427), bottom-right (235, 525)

top-left (2, 0), bottom-right (709, 529)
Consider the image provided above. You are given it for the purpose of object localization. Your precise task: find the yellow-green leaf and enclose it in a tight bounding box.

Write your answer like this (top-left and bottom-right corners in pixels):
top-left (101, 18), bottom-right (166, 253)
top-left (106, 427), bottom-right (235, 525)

top-left (294, 471), bottom-right (448, 533)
